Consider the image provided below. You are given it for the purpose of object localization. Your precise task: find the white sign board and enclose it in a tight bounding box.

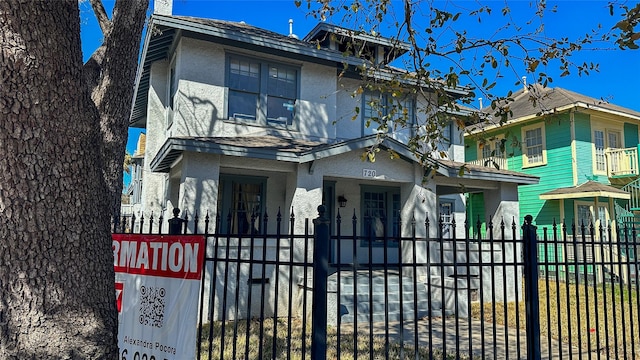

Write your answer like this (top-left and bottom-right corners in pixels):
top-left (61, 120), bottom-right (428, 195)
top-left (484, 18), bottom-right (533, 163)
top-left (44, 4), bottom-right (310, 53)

top-left (113, 234), bottom-right (205, 360)
top-left (363, 169), bottom-right (377, 178)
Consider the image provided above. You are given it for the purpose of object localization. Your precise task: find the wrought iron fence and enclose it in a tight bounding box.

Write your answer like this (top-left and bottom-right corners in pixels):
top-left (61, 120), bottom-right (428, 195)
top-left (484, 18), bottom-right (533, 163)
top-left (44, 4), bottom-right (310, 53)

top-left (114, 208), bottom-right (640, 359)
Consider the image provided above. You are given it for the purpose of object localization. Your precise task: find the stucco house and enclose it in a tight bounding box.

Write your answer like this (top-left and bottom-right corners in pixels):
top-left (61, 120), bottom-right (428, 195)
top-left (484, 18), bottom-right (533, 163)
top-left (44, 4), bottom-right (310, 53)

top-left (465, 82), bottom-right (640, 282)
top-left (128, 5), bottom-right (540, 266)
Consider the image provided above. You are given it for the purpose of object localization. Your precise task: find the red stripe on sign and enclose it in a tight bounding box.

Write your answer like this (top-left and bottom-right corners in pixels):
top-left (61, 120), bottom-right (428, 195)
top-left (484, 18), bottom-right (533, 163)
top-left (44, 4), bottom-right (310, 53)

top-left (112, 234), bottom-right (205, 280)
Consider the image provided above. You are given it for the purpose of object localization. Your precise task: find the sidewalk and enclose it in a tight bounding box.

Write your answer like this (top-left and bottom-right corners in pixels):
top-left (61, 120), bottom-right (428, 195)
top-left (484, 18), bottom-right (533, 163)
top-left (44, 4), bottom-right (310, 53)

top-left (339, 317), bottom-right (582, 359)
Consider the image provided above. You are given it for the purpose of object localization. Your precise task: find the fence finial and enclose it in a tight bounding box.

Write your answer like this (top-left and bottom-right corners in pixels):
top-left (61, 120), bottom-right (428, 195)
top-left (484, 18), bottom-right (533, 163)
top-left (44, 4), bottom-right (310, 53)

top-left (524, 214), bottom-right (533, 225)
top-left (168, 207), bottom-right (185, 235)
top-left (317, 204), bottom-right (326, 219)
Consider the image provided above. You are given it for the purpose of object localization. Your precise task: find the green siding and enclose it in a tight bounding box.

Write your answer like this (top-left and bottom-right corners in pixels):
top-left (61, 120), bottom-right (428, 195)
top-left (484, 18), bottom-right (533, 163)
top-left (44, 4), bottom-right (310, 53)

top-left (513, 116), bottom-right (574, 229)
top-left (466, 193), bottom-right (486, 238)
top-left (464, 137), bottom-right (477, 161)
top-left (624, 122), bottom-right (638, 147)
top-left (573, 113), bottom-right (598, 182)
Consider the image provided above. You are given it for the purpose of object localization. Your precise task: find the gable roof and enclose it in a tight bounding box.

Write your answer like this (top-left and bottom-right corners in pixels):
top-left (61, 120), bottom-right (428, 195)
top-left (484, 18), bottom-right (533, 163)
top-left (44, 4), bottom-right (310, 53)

top-left (303, 22), bottom-right (411, 59)
top-left (466, 84), bottom-right (640, 134)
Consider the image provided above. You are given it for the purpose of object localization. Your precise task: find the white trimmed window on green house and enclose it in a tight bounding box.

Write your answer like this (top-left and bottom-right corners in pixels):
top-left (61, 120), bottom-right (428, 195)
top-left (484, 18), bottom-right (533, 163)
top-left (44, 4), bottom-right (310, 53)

top-left (593, 127), bottom-right (622, 175)
top-left (477, 135), bottom-right (507, 169)
top-left (521, 123), bottom-right (546, 167)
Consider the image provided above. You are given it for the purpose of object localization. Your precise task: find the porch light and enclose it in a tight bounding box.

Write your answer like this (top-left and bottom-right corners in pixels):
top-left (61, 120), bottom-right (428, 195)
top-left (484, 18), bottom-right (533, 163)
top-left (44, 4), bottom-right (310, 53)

top-left (338, 195), bottom-right (348, 208)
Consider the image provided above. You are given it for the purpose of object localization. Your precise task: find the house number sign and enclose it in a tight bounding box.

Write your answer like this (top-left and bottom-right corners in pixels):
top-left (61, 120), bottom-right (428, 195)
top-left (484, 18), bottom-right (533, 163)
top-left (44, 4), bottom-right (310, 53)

top-left (363, 169), bottom-right (377, 178)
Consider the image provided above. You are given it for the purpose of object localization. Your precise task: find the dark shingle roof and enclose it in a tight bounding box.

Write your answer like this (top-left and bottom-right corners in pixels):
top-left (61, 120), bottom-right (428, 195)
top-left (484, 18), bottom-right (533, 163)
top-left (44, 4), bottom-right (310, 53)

top-left (505, 84), bottom-right (640, 119)
top-left (174, 16), bottom-right (317, 51)
top-left (466, 84), bottom-right (640, 132)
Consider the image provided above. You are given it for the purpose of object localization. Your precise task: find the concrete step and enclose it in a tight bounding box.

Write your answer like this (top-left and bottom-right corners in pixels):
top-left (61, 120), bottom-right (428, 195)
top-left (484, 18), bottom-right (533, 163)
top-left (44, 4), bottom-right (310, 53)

top-left (328, 271), bottom-right (438, 324)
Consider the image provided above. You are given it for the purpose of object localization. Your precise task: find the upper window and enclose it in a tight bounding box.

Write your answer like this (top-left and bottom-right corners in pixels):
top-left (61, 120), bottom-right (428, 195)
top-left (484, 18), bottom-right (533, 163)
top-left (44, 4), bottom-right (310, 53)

top-left (479, 136), bottom-right (505, 159)
top-left (593, 128), bottom-right (622, 174)
top-left (227, 55), bottom-right (298, 127)
top-left (362, 91), bottom-right (414, 137)
top-left (167, 63), bottom-right (177, 128)
top-left (594, 130), bottom-right (606, 172)
top-left (521, 123), bottom-right (546, 167)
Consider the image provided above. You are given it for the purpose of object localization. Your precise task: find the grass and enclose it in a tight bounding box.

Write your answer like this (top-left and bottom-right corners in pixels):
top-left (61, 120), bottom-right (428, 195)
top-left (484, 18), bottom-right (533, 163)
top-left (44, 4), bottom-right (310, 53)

top-left (470, 279), bottom-right (640, 358)
top-left (198, 318), bottom-right (463, 360)
top-left (196, 280), bottom-right (639, 359)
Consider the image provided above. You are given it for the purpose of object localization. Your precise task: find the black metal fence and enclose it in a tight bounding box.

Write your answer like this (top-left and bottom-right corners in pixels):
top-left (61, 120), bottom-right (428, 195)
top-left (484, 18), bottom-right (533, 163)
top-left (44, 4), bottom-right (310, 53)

top-left (114, 209), bottom-right (640, 359)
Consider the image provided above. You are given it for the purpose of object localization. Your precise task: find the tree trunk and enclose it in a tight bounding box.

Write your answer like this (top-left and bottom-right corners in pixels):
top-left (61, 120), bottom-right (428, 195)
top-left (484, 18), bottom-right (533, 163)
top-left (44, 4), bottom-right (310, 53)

top-left (0, 1), bottom-right (144, 358)
top-left (90, 0), bottom-right (148, 220)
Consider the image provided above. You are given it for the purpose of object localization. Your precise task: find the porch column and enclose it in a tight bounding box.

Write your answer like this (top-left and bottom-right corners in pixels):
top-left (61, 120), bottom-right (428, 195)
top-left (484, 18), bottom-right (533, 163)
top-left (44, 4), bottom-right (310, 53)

top-left (483, 182), bottom-right (520, 238)
top-left (481, 182), bottom-right (522, 302)
top-left (179, 152), bottom-right (221, 233)
top-left (288, 164), bottom-right (324, 234)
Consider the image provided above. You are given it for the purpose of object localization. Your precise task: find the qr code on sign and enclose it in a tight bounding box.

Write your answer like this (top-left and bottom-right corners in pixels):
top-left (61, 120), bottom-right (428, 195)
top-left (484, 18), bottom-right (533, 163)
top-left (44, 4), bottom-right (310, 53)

top-left (138, 285), bottom-right (166, 328)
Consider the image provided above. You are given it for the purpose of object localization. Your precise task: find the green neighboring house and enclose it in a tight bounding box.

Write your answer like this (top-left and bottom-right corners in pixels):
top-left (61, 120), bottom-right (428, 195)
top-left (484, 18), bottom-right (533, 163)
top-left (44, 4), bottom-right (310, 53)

top-left (464, 83), bottom-right (640, 283)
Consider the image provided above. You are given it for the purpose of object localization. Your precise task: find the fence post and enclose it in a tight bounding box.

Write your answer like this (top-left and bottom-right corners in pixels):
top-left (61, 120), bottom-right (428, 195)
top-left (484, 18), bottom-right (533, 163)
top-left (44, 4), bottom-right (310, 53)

top-left (523, 214), bottom-right (541, 360)
top-left (311, 205), bottom-right (329, 360)
top-left (168, 208), bottom-right (185, 235)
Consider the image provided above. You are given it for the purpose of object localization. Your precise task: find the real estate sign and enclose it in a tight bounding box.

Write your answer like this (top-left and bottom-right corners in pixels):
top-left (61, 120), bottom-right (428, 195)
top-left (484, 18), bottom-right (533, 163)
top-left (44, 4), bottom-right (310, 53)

top-left (113, 234), bottom-right (205, 360)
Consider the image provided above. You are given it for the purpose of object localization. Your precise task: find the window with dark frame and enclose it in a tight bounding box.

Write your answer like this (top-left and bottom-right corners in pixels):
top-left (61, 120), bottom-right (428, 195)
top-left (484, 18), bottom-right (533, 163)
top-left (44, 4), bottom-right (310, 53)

top-left (227, 55), bottom-right (298, 127)
top-left (362, 91), bottom-right (414, 136)
top-left (217, 176), bottom-right (265, 235)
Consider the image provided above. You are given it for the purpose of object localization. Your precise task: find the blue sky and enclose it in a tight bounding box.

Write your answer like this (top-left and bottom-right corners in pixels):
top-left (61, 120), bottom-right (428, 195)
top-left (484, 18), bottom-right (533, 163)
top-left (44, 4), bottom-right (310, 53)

top-left (79, 0), bottom-right (639, 184)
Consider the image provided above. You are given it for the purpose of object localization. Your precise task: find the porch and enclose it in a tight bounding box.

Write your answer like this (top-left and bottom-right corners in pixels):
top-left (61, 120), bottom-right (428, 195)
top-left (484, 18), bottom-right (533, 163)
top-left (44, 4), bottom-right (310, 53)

top-left (467, 145), bottom-right (640, 180)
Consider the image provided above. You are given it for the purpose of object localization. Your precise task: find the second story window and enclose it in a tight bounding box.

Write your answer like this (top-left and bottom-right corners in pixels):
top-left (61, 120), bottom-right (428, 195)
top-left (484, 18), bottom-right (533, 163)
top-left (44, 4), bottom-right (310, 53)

top-left (594, 130), bottom-right (606, 172)
top-left (227, 55), bottom-right (298, 127)
top-left (480, 137), bottom-right (505, 159)
top-left (167, 63), bottom-right (177, 128)
top-left (362, 91), bottom-right (414, 137)
top-left (521, 123), bottom-right (546, 167)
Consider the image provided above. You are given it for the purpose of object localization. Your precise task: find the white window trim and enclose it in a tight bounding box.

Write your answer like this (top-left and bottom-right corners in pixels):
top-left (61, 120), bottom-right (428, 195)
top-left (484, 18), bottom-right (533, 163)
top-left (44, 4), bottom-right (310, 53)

top-left (477, 134), bottom-right (506, 159)
top-left (591, 126), bottom-right (624, 175)
top-left (521, 123), bottom-right (547, 168)
top-left (592, 128), bottom-right (607, 175)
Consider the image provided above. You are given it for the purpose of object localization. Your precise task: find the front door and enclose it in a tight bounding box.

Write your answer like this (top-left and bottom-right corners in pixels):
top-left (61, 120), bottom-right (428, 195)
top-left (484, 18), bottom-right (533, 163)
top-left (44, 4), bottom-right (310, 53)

top-left (360, 186), bottom-right (400, 265)
top-left (439, 200), bottom-right (455, 239)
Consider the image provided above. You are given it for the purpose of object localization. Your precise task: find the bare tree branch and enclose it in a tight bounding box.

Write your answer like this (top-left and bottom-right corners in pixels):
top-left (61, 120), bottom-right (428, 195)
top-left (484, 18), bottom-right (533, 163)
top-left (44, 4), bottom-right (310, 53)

top-left (89, 0), bottom-right (112, 36)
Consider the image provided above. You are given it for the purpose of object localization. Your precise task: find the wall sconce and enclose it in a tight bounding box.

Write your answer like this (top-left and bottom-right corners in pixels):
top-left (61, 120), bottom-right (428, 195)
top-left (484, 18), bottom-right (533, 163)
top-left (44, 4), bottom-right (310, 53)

top-left (337, 195), bottom-right (348, 208)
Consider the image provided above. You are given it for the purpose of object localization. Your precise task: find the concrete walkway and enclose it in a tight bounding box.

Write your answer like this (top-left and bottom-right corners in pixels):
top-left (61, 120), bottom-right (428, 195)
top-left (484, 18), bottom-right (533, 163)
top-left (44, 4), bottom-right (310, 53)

top-left (339, 317), bottom-right (585, 359)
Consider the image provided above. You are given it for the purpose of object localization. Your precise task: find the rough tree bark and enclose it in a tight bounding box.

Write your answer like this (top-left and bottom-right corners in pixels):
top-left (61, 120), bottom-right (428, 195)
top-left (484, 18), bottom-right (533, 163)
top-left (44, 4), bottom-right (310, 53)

top-left (87, 0), bottom-right (148, 219)
top-left (0, 0), bottom-right (147, 358)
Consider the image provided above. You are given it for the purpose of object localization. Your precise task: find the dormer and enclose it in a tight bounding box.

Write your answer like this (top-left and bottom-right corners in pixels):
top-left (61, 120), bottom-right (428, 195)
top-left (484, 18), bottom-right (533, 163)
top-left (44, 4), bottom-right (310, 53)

top-left (303, 23), bottom-right (410, 65)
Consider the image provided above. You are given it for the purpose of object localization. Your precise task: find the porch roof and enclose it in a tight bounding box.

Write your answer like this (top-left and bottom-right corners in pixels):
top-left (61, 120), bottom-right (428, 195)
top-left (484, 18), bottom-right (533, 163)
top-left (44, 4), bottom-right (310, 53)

top-left (150, 135), bottom-right (540, 190)
top-left (434, 160), bottom-right (539, 195)
top-left (149, 134), bottom-right (445, 173)
top-left (539, 180), bottom-right (630, 200)
top-left (437, 160), bottom-right (539, 183)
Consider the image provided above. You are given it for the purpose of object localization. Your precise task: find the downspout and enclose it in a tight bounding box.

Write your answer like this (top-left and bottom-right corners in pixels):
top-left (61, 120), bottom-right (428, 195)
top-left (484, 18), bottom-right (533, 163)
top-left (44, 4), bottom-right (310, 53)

top-left (570, 109), bottom-right (578, 186)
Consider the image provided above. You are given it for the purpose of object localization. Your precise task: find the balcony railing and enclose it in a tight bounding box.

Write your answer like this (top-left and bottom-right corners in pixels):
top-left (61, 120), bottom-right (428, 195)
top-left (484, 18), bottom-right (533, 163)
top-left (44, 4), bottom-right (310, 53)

top-left (606, 147), bottom-right (638, 177)
top-left (467, 156), bottom-right (508, 170)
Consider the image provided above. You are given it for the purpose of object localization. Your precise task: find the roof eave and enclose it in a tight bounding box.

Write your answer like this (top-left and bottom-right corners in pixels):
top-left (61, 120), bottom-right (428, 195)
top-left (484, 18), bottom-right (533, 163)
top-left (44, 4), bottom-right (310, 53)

top-left (150, 138), bottom-right (302, 172)
top-left (540, 191), bottom-right (630, 200)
